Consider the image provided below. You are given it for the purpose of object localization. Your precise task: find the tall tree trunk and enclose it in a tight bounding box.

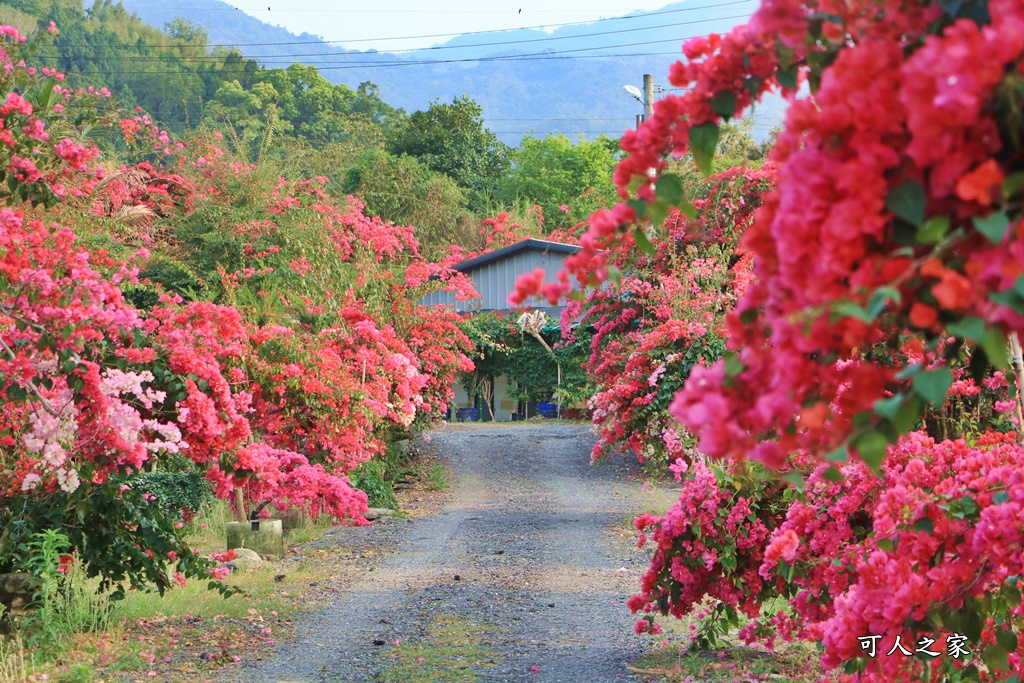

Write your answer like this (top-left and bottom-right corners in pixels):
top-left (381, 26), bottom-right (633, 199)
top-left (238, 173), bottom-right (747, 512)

top-left (1009, 333), bottom-right (1024, 443)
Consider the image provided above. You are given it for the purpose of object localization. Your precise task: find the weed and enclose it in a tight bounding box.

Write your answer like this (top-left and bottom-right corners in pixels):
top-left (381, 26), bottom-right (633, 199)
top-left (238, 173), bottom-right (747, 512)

top-left (0, 630), bottom-right (35, 683)
top-left (350, 460), bottom-right (398, 509)
top-left (379, 616), bottom-right (499, 683)
top-left (17, 529), bottom-right (70, 651)
top-left (55, 557), bottom-right (113, 635)
top-left (282, 513), bottom-right (337, 546)
top-left (57, 663), bottom-right (94, 683)
top-left (425, 464), bottom-right (448, 491)
top-left (181, 498), bottom-right (235, 553)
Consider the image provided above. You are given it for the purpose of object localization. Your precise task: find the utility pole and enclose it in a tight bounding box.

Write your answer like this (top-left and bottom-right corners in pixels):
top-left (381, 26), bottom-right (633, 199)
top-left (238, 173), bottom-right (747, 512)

top-left (643, 73), bottom-right (654, 122)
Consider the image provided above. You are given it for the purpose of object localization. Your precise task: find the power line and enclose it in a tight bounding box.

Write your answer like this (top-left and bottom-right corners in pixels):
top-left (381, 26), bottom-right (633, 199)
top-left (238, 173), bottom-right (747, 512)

top-left (49, 7), bottom-right (752, 61)
top-left (72, 0), bottom-right (753, 49)
top-left (53, 22), bottom-right (753, 76)
top-left (128, 5), bottom-right (727, 12)
top-left (63, 100), bottom-right (778, 129)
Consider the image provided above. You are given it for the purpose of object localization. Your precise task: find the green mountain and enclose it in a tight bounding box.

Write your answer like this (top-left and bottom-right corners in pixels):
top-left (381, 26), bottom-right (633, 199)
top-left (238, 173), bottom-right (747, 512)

top-left (116, 0), bottom-right (785, 145)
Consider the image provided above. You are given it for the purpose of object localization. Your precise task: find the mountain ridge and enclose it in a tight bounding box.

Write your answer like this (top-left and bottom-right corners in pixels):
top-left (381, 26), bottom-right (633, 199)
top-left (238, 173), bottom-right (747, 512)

top-left (117, 0), bottom-right (785, 145)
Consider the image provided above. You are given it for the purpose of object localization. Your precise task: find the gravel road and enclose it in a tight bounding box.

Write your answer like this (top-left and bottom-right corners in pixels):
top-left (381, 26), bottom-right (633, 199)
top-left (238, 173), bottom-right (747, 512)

top-left (225, 423), bottom-right (655, 683)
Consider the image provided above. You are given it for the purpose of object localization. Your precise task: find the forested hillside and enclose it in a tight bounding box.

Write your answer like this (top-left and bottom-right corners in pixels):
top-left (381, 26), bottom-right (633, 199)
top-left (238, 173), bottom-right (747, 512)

top-left (116, 0), bottom-right (785, 144)
top-left (0, 0), bottom-right (772, 256)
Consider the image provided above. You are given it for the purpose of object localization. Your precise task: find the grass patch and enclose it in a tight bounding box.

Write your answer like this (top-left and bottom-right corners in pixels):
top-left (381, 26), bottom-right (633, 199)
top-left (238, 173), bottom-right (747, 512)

top-left (629, 641), bottom-right (823, 682)
top-left (425, 464), bottom-right (448, 491)
top-left (111, 561), bottom-right (309, 623)
top-left (378, 616), bottom-right (500, 683)
top-left (0, 499), bottom-right (345, 682)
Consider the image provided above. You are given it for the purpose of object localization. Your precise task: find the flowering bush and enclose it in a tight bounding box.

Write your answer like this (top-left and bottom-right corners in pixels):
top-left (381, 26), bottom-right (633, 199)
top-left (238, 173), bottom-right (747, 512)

top-left (518, 0), bottom-right (1024, 678)
top-left (0, 27), bottom-right (477, 596)
top-left (572, 165), bottom-right (772, 468)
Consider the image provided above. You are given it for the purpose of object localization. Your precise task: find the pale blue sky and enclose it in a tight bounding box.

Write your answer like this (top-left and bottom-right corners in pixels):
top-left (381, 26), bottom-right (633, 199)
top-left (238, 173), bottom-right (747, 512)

top-left (230, 1), bottom-right (680, 51)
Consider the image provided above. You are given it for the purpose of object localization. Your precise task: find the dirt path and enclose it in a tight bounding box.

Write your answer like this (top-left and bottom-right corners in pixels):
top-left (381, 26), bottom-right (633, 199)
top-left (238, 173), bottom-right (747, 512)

top-left (225, 423), bottom-right (655, 682)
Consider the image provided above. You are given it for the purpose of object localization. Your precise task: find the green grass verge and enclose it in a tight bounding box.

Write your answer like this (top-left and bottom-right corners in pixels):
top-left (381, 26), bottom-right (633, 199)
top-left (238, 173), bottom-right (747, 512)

top-left (378, 616), bottom-right (500, 683)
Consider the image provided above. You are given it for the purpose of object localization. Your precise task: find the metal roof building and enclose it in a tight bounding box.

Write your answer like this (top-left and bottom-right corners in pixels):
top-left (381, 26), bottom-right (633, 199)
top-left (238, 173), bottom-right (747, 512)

top-left (419, 238), bottom-right (583, 422)
top-left (419, 238), bottom-right (581, 314)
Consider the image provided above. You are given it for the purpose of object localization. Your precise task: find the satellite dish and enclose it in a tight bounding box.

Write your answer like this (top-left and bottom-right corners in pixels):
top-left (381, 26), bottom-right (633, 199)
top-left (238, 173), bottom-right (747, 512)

top-left (623, 84), bottom-right (643, 103)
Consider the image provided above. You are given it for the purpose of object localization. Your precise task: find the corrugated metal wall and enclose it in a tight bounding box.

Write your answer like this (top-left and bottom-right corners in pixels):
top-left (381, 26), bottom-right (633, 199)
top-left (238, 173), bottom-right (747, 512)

top-left (419, 247), bottom-right (576, 313)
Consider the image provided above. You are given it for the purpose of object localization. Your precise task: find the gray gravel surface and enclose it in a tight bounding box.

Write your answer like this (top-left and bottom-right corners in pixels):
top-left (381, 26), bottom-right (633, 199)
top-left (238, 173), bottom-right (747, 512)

top-left (223, 423), bottom-right (655, 683)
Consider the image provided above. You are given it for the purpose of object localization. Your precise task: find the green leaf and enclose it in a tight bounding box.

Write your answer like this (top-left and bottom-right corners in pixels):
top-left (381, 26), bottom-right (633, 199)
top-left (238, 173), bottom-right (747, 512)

top-left (885, 180), bottom-right (926, 227)
top-left (1003, 171), bottom-right (1024, 198)
top-left (825, 445), bottom-right (848, 463)
top-left (777, 64), bottom-right (798, 90)
top-left (655, 174), bottom-right (685, 205)
top-left (626, 197), bottom-right (647, 220)
top-left (875, 394), bottom-right (922, 435)
top-left (876, 538), bottom-right (892, 552)
top-left (974, 211), bottom-right (1011, 245)
top-left (821, 465), bottom-right (843, 482)
top-left (874, 394), bottom-right (904, 421)
top-left (982, 327), bottom-right (1010, 370)
top-left (947, 316), bottom-right (986, 342)
top-left (739, 308), bottom-right (758, 324)
top-left (949, 495), bottom-right (979, 520)
top-left (720, 551), bottom-right (737, 570)
top-left (626, 175), bottom-right (648, 193)
top-left (709, 90), bottom-right (737, 121)
top-left (853, 430), bottom-right (889, 471)
top-left (6, 383), bottom-right (29, 401)
top-left (897, 364), bottom-right (922, 380)
top-left (677, 199), bottom-right (697, 220)
top-left (689, 122), bottom-right (719, 176)
top-left (990, 287), bottom-right (1024, 313)
top-left (993, 490), bottom-right (1010, 505)
top-left (867, 287), bottom-right (901, 318)
top-left (984, 644), bottom-right (1009, 673)
top-left (607, 266), bottom-right (622, 288)
top-left (911, 367), bottom-right (954, 405)
top-left (997, 629), bottom-right (1018, 653)
top-left (892, 396), bottom-right (922, 434)
top-left (940, 0), bottom-right (965, 16)
top-left (914, 517), bottom-right (934, 534)
top-left (723, 353), bottom-right (744, 376)
top-left (964, 606), bottom-right (984, 641)
top-left (633, 228), bottom-right (657, 256)
top-left (834, 302), bottom-right (872, 323)
top-left (783, 473), bottom-right (806, 487)
top-left (646, 199), bottom-right (670, 228)
top-left (917, 216), bottom-right (951, 244)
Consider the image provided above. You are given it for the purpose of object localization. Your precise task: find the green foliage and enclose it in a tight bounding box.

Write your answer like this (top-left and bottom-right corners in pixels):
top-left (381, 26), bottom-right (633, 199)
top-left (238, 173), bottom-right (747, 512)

top-left (122, 471), bottom-right (215, 520)
top-left (348, 440), bottom-right (418, 509)
top-left (348, 460), bottom-right (397, 509)
top-left (388, 95), bottom-right (510, 209)
top-left (459, 312), bottom-right (594, 408)
top-left (343, 148), bottom-right (472, 255)
top-left (497, 133), bottom-right (619, 230)
top-left (15, 529), bottom-right (68, 649)
top-left (670, 119), bottom-right (772, 183)
top-left (0, 5), bottom-right (40, 35)
top-left (58, 664), bottom-right (95, 683)
top-left (3, 531), bottom-right (111, 659)
top-left (53, 557), bottom-right (114, 637)
top-left (0, 482), bottom-right (225, 601)
top-left (425, 465), bottom-right (447, 492)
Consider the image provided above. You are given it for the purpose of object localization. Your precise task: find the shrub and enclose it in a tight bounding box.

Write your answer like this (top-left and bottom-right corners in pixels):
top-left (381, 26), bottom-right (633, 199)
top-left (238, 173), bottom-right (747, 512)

top-left (121, 471), bottom-right (214, 522)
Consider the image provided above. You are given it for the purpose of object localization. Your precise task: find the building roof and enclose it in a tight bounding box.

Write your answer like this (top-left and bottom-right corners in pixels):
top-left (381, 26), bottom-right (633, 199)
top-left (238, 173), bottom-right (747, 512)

top-left (452, 238), bottom-right (581, 273)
